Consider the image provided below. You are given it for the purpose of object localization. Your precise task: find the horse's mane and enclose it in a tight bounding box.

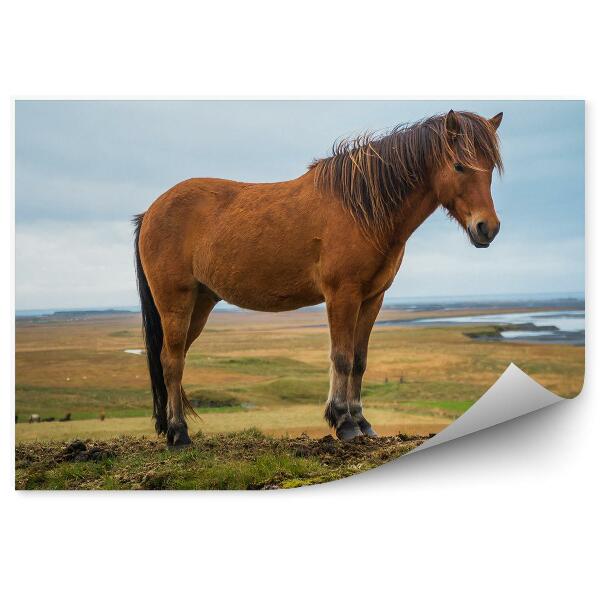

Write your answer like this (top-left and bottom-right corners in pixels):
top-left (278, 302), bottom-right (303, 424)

top-left (309, 111), bottom-right (503, 238)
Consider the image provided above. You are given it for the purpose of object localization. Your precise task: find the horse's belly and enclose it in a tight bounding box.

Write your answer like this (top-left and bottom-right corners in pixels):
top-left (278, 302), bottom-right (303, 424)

top-left (220, 289), bottom-right (324, 312)
top-left (210, 275), bottom-right (324, 312)
top-left (197, 254), bottom-right (324, 312)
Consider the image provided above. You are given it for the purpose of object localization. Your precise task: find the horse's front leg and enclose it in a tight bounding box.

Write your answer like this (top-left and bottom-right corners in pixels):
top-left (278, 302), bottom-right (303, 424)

top-left (347, 292), bottom-right (384, 437)
top-left (323, 290), bottom-right (363, 441)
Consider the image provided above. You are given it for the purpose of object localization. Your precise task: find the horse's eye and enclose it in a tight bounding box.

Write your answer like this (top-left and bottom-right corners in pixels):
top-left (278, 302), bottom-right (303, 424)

top-left (454, 163), bottom-right (465, 173)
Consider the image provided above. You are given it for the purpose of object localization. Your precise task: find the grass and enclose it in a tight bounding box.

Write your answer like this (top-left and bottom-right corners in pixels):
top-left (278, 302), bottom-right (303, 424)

top-left (18, 449), bottom-right (325, 491)
top-left (187, 355), bottom-right (321, 377)
top-left (107, 329), bottom-right (136, 338)
top-left (15, 384), bottom-right (152, 420)
top-left (15, 405), bottom-right (448, 443)
top-left (15, 429), bottom-right (426, 490)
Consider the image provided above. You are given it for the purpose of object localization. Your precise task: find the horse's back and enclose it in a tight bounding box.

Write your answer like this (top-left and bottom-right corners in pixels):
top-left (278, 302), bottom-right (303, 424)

top-left (139, 174), bottom-right (328, 309)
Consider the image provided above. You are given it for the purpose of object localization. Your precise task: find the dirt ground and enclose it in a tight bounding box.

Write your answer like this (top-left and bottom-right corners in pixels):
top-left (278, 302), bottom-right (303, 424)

top-left (15, 430), bottom-right (430, 490)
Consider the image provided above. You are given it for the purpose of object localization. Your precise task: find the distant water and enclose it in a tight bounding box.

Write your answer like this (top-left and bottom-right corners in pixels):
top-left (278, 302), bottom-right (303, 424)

top-left (410, 309), bottom-right (585, 345)
top-left (370, 293), bottom-right (584, 346)
top-left (417, 310), bottom-right (585, 332)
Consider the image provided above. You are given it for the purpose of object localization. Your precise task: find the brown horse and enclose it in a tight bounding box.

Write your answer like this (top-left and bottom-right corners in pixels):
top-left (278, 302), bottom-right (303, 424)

top-left (134, 109), bottom-right (503, 447)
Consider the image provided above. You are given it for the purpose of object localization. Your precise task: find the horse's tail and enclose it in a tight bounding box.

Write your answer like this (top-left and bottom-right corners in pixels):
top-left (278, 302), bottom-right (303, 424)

top-left (133, 213), bottom-right (168, 435)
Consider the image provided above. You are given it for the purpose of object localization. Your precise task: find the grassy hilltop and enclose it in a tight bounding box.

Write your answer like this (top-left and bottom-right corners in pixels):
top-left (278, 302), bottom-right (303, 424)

top-left (15, 429), bottom-right (429, 490)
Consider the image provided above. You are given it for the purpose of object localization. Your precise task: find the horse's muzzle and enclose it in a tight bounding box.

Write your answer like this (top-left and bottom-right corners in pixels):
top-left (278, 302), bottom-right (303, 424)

top-left (468, 220), bottom-right (500, 248)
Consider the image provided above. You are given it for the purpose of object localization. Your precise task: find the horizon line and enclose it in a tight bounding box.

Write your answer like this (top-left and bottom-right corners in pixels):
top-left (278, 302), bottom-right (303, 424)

top-left (15, 289), bottom-right (586, 314)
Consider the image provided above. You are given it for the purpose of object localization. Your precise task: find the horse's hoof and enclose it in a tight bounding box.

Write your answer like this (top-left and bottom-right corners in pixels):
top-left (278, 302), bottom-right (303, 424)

top-left (357, 419), bottom-right (378, 438)
top-left (167, 441), bottom-right (192, 452)
top-left (335, 415), bottom-right (363, 441)
top-left (167, 425), bottom-right (192, 449)
top-left (167, 436), bottom-right (193, 451)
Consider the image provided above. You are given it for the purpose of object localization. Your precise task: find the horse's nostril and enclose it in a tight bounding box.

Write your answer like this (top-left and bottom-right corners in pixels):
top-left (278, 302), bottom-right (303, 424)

top-left (476, 221), bottom-right (489, 238)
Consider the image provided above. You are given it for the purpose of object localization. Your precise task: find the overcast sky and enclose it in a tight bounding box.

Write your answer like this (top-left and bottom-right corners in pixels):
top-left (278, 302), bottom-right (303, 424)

top-left (15, 100), bottom-right (584, 310)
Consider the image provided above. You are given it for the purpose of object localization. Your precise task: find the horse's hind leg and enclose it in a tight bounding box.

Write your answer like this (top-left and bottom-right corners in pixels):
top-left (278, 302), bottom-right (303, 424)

top-left (323, 289), bottom-right (363, 441)
top-left (177, 289), bottom-right (219, 418)
top-left (347, 293), bottom-right (384, 437)
top-left (155, 286), bottom-right (198, 447)
top-left (185, 287), bottom-right (219, 354)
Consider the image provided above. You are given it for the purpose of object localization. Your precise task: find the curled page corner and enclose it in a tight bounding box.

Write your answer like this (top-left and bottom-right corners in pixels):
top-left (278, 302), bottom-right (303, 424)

top-left (410, 363), bottom-right (564, 453)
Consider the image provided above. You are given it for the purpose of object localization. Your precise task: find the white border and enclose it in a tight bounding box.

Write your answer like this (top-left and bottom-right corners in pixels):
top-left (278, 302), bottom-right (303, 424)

top-left (2, 2), bottom-right (597, 599)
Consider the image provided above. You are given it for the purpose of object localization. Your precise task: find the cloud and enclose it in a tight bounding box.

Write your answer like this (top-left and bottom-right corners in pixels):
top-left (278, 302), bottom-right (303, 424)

top-left (390, 223), bottom-right (584, 298)
top-left (16, 220), bottom-right (138, 309)
top-left (16, 162), bottom-right (162, 222)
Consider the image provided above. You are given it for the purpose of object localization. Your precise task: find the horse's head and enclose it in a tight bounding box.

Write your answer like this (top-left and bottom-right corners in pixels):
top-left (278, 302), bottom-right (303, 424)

top-left (433, 110), bottom-right (503, 248)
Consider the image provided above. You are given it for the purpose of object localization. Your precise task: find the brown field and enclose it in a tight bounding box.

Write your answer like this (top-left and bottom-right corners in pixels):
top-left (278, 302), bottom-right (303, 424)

top-left (15, 306), bottom-right (584, 444)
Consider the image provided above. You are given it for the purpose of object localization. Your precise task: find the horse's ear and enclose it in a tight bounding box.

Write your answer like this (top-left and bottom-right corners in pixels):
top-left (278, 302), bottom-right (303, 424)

top-left (445, 110), bottom-right (459, 138)
top-left (489, 112), bottom-right (503, 131)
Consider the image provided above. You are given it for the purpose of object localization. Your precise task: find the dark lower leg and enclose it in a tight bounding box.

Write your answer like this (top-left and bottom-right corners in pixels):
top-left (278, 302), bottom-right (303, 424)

top-left (347, 293), bottom-right (384, 437)
top-left (324, 353), bottom-right (363, 440)
top-left (347, 362), bottom-right (377, 437)
top-left (323, 292), bottom-right (362, 441)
